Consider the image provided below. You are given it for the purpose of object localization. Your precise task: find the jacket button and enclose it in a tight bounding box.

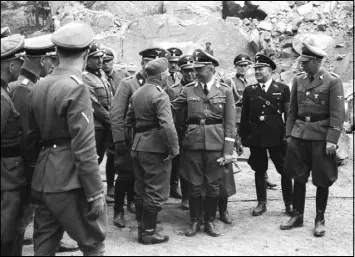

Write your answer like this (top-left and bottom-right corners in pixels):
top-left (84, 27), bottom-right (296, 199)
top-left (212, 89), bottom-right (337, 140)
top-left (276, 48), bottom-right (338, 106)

top-left (263, 105), bottom-right (265, 107)
top-left (53, 144), bottom-right (57, 148)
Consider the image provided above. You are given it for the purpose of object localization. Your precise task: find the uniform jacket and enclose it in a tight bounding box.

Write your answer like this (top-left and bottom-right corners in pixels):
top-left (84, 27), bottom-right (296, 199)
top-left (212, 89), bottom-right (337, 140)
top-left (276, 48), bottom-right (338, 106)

top-left (286, 68), bottom-right (345, 144)
top-left (172, 79), bottom-right (236, 155)
top-left (83, 68), bottom-right (112, 129)
top-left (8, 68), bottom-right (39, 166)
top-left (240, 80), bottom-right (290, 148)
top-left (27, 67), bottom-right (103, 198)
top-left (225, 74), bottom-right (249, 123)
top-left (125, 77), bottom-right (179, 155)
top-left (1, 80), bottom-right (26, 191)
top-left (165, 72), bottom-right (182, 88)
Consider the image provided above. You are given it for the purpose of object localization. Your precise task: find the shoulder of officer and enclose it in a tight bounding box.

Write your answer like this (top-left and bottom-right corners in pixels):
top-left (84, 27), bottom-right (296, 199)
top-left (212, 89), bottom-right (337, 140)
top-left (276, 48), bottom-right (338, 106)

top-left (219, 82), bottom-right (230, 88)
top-left (70, 75), bottom-right (84, 85)
top-left (83, 71), bottom-right (89, 75)
top-left (329, 72), bottom-right (340, 78)
top-left (155, 85), bottom-right (164, 92)
top-left (296, 71), bottom-right (306, 76)
top-left (185, 81), bottom-right (197, 88)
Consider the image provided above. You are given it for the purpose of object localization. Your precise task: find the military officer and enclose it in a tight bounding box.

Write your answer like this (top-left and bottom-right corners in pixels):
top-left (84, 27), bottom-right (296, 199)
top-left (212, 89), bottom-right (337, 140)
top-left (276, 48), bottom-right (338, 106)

top-left (165, 54), bottom-right (196, 209)
top-left (125, 57), bottom-right (179, 244)
top-left (83, 41), bottom-right (112, 164)
top-left (172, 49), bottom-right (236, 237)
top-left (280, 42), bottom-right (345, 237)
top-left (26, 22), bottom-right (107, 256)
top-left (101, 47), bottom-right (130, 202)
top-left (165, 47), bottom-right (183, 89)
top-left (1, 34), bottom-right (26, 256)
top-left (240, 54), bottom-right (293, 217)
top-left (225, 53), bottom-right (276, 189)
top-left (110, 47), bottom-right (170, 228)
top-left (1, 26), bottom-right (11, 38)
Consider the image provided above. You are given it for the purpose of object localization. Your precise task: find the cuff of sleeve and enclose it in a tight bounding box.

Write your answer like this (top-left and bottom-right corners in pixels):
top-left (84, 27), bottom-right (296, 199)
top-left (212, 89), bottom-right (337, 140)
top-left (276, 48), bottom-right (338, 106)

top-left (326, 129), bottom-right (342, 144)
top-left (223, 139), bottom-right (235, 155)
top-left (87, 192), bottom-right (104, 202)
top-left (79, 169), bottom-right (105, 198)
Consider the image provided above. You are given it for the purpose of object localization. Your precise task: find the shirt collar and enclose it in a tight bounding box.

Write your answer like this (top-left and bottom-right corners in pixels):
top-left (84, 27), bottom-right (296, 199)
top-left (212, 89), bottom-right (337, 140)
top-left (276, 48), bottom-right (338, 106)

top-left (202, 76), bottom-right (215, 91)
top-left (260, 77), bottom-right (273, 92)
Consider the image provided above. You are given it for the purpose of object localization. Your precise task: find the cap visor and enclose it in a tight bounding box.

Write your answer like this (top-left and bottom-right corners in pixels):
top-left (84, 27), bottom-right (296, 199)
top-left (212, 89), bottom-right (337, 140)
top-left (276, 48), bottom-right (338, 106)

top-left (168, 57), bottom-right (179, 62)
top-left (103, 56), bottom-right (114, 61)
top-left (299, 56), bottom-right (311, 62)
top-left (90, 51), bottom-right (104, 57)
top-left (235, 61), bottom-right (252, 66)
top-left (180, 64), bottom-right (194, 70)
top-left (253, 63), bottom-right (269, 68)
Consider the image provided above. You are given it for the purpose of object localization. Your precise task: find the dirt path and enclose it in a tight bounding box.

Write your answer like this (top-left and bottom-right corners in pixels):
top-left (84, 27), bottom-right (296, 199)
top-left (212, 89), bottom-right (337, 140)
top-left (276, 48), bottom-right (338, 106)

top-left (23, 134), bottom-right (354, 256)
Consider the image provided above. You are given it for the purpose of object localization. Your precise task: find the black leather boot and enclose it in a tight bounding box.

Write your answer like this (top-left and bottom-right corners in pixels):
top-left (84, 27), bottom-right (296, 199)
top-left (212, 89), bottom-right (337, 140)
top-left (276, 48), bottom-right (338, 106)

top-left (280, 210), bottom-right (304, 230)
top-left (314, 187), bottom-right (328, 237)
top-left (199, 196), bottom-right (205, 225)
top-left (218, 197), bottom-right (232, 224)
top-left (281, 176), bottom-right (293, 216)
top-left (253, 172), bottom-right (267, 216)
top-left (180, 178), bottom-right (189, 209)
top-left (141, 206), bottom-right (169, 245)
top-left (170, 182), bottom-right (182, 199)
top-left (127, 201), bottom-right (136, 213)
top-left (314, 211), bottom-right (326, 237)
top-left (185, 196), bottom-right (201, 237)
top-left (135, 201), bottom-right (143, 243)
top-left (204, 196), bottom-right (220, 237)
top-left (113, 208), bottom-right (126, 228)
top-left (56, 241), bottom-right (79, 253)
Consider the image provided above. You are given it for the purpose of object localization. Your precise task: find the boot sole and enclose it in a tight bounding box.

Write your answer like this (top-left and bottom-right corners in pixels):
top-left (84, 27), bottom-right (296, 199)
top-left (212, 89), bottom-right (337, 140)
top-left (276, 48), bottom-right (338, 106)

top-left (113, 222), bottom-right (126, 228)
top-left (204, 230), bottom-right (220, 237)
top-left (252, 210), bottom-right (266, 216)
top-left (314, 231), bottom-right (325, 237)
top-left (141, 238), bottom-right (169, 245)
top-left (280, 223), bottom-right (304, 230)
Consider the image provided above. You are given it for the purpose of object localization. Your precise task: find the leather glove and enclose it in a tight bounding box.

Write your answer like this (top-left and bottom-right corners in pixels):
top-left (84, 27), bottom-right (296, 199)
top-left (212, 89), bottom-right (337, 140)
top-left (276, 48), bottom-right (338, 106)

top-left (325, 141), bottom-right (337, 156)
top-left (87, 196), bottom-right (105, 220)
top-left (217, 154), bottom-right (235, 166)
top-left (115, 140), bottom-right (126, 156)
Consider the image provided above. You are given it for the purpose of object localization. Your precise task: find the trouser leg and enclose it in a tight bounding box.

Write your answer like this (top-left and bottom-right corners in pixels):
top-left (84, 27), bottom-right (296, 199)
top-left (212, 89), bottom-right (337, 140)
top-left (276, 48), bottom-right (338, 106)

top-left (114, 178), bottom-right (126, 212)
top-left (255, 171), bottom-right (267, 203)
top-left (95, 129), bottom-right (108, 165)
top-left (105, 153), bottom-right (115, 189)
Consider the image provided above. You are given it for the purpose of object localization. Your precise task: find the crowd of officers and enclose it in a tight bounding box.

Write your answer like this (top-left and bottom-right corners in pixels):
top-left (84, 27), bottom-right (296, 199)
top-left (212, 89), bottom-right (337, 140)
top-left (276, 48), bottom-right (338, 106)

top-left (1, 21), bottom-right (345, 255)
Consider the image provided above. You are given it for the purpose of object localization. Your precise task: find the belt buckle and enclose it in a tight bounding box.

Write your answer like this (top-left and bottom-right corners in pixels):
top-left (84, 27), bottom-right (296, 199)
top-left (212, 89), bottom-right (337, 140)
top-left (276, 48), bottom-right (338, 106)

top-left (259, 115), bottom-right (265, 121)
top-left (200, 118), bottom-right (206, 125)
top-left (305, 116), bottom-right (311, 122)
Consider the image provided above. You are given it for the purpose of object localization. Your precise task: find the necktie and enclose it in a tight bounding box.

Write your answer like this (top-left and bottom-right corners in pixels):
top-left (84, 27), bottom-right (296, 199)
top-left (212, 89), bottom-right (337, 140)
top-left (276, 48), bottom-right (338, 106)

top-left (310, 75), bottom-right (314, 83)
top-left (204, 84), bottom-right (209, 95)
top-left (261, 84), bottom-right (266, 93)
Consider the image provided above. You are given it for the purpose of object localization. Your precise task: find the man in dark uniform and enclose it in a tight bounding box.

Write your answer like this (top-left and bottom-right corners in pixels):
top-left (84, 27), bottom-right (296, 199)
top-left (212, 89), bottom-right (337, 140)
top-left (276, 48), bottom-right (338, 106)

top-left (240, 54), bottom-right (293, 217)
top-left (110, 47), bottom-right (170, 228)
top-left (172, 49), bottom-right (236, 237)
top-left (125, 57), bottom-right (179, 244)
top-left (27, 22), bottom-right (107, 256)
top-left (165, 47), bottom-right (183, 89)
top-left (280, 42), bottom-right (345, 237)
top-left (83, 42), bottom-right (112, 164)
top-left (1, 34), bottom-right (27, 256)
top-left (165, 54), bottom-right (196, 209)
top-left (101, 47), bottom-right (130, 202)
top-left (225, 53), bottom-right (276, 189)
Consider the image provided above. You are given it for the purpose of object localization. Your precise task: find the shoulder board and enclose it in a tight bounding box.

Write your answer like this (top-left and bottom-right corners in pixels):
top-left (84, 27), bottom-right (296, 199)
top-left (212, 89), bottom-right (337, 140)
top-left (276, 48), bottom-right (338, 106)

top-left (21, 78), bottom-right (29, 86)
top-left (296, 72), bottom-right (306, 76)
top-left (155, 85), bottom-right (163, 92)
top-left (82, 71), bottom-right (89, 75)
top-left (329, 72), bottom-right (340, 78)
top-left (185, 81), bottom-right (197, 87)
top-left (220, 82), bottom-right (230, 88)
top-left (70, 75), bottom-right (84, 84)
top-left (171, 82), bottom-right (181, 88)
top-left (123, 76), bottom-right (134, 81)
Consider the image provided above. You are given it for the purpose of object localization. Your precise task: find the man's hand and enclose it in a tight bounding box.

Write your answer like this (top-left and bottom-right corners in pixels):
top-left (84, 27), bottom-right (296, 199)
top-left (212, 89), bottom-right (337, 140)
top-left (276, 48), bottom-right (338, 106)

top-left (115, 140), bottom-right (126, 156)
top-left (285, 136), bottom-right (292, 145)
top-left (325, 141), bottom-right (337, 156)
top-left (164, 151), bottom-right (179, 162)
top-left (87, 196), bottom-right (105, 220)
top-left (217, 154), bottom-right (235, 166)
top-left (235, 136), bottom-right (244, 156)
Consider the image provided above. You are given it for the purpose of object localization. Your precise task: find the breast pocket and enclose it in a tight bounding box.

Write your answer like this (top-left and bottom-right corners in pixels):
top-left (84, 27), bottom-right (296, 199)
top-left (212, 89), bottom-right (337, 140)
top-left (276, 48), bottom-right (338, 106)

top-left (187, 97), bottom-right (201, 113)
top-left (211, 97), bottom-right (226, 113)
top-left (297, 89), bottom-right (306, 102)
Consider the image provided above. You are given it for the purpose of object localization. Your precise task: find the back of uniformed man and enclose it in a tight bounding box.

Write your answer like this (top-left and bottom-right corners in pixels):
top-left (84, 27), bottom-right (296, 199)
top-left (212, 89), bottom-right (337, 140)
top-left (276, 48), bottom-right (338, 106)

top-left (240, 54), bottom-right (293, 217)
top-left (125, 57), bottom-right (179, 244)
top-left (27, 22), bottom-right (107, 256)
top-left (83, 42), bottom-right (112, 164)
top-left (172, 49), bottom-right (236, 237)
top-left (165, 54), bottom-right (196, 210)
top-left (1, 34), bottom-right (26, 256)
top-left (280, 42), bottom-right (345, 237)
top-left (110, 47), bottom-right (170, 229)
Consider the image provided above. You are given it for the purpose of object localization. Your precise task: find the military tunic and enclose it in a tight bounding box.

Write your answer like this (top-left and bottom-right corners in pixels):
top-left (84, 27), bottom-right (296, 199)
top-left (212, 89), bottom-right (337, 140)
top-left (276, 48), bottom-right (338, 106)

top-left (165, 72), bottom-right (182, 89)
top-left (125, 78), bottom-right (179, 207)
top-left (172, 79), bottom-right (236, 187)
top-left (110, 72), bottom-right (145, 177)
top-left (27, 67), bottom-right (107, 253)
top-left (284, 68), bottom-right (345, 187)
top-left (1, 79), bottom-right (26, 244)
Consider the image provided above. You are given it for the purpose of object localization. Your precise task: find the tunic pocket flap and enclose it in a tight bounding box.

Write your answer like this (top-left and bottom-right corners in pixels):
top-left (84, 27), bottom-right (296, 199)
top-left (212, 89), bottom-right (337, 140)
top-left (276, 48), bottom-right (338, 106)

top-left (187, 97), bottom-right (201, 102)
top-left (2, 157), bottom-right (22, 171)
top-left (212, 98), bottom-right (226, 104)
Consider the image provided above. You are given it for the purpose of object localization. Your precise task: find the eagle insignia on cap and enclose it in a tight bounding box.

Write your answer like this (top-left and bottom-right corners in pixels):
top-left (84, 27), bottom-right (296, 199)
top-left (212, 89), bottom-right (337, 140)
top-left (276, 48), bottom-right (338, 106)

top-left (241, 57), bottom-right (245, 61)
top-left (155, 50), bottom-right (162, 55)
top-left (314, 94), bottom-right (319, 99)
top-left (171, 49), bottom-right (177, 56)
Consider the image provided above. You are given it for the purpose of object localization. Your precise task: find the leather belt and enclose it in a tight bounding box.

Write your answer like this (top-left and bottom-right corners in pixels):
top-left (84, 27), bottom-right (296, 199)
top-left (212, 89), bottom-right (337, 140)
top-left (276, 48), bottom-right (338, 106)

top-left (134, 125), bottom-right (160, 133)
top-left (249, 114), bottom-right (278, 122)
top-left (297, 114), bottom-right (329, 122)
top-left (40, 138), bottom-right (71, 149)
top-left (187, 118), bottom-right (223, 125)
top-left (1, 146), bottom-right (21, 158)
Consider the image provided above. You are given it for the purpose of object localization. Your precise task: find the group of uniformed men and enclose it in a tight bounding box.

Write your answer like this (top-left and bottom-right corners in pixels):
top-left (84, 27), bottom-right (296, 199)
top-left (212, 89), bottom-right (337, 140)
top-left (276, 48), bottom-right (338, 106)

top-left (1, 20), bottom-right (345, 255)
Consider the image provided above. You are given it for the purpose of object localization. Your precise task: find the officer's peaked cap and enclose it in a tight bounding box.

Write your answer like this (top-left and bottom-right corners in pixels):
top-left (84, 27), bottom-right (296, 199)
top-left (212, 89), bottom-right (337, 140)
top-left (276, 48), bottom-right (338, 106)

top-left (253, 53), bottom-right (276, 70)
top-left (167, 47), bottom-right (183, 62)
top-left (1, 34), bottom-right (25, 62)
top-left (1, 27), bottom-right (11, 38)
top-left (192, 49), bottom-right (219, 67)
top-left (234, 53), bottom-right (252, 66)
top-left (178, 55), bottom-right (194, 69)
top-left (139, 48), bottom-right (170, 60)
top-left (24, 34), bottom-right (56, 56)
top-left (299, 41), bottom-right (328, 62)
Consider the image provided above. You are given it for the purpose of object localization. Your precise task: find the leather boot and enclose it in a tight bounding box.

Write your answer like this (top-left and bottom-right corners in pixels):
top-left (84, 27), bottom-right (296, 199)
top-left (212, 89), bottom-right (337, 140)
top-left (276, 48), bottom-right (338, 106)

top-left (23, 237), bottom-right (33, 245)
top-left (141, 206), bottom-right (169, 245)
top-left (253, 172), bottom-right (267, 216)
top-left (170, 182), bottom-right (182, 199)
top-left (185, 196), bottom-right (201, 237)
top-left (135, 201), bottom-right (143, 243)
top-left (314, 211), bottom-right (326, 237)
top-left (113, 208), bottom-right (126, 228)
top-left (314, 187), bottom-right (328, 237)
top-left (204, 196), bottom-right (220, 237)
top-left (181, 199), bottom-right (189, 210)
top-left (265, 172), bottom-right (277, 189)
top-left (252, 202), bottom-right (267, 216)
top-left (56, 241), bottom-right (79, 253)
top-left (13, 232), bottom-right (24, 256)
top-left (127, 201), bottom-right (136, 213)
top-left (218, 197), bottom-right (232, 224)
top-left (280, 210), bottom-right (304, 230)
top-left (281, 176), bottom-right (293, 216)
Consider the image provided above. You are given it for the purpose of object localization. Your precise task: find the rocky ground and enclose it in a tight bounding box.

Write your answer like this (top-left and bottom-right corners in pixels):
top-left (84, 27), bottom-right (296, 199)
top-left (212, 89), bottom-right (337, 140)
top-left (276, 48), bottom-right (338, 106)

top-left (22, 134), bottom-right (354, 256)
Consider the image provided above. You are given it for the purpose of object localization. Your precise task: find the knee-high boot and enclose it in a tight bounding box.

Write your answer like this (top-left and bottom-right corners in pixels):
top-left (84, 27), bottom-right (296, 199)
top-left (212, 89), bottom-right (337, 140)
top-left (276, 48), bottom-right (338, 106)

top-left (281, 176), bottom-right (293, 215)
top-left (314, 187), bottom-right (328, 237)
top-left (141, 205), bottom-right (169, 245)
top-left (204, 196), bottom-right (220, 237)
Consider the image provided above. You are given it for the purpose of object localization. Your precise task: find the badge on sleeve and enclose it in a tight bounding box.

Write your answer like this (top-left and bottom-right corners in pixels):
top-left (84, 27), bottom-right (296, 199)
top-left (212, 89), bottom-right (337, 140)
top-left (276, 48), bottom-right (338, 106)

top-left (81, 112), bottom-right (90, 124)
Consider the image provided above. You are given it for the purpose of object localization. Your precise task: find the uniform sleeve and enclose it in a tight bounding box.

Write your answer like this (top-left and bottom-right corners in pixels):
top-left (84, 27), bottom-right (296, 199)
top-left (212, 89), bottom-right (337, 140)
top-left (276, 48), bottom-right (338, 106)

top-left (1, 94), bottom-right (11, 134)
top-left (124, 98), bottom-right (136, 127)
top-left (326, 77), bottom-right (345, 144)
top-left (26, 91), bottom-right (41, 156)
top-left (110, 79), bottom-right (131, 143)
top-left (239, 89), bottom-right (250, 142)
top-left (224, 78), bottom-right (232, 88)
top-left (283, 85), bottom-right (291, 123)
top-left (223, 87), bottom-right (236, 155)
top-left (83, 75), bottom-right (111, 127)
top-left (154, 92), bottom-right (179, 156)
top-left (171, 86), bottom-right (188, 111)
top-left (285, 77), bottom-right (298, 137)
top-left (65, 83), bottom-right (104, 198)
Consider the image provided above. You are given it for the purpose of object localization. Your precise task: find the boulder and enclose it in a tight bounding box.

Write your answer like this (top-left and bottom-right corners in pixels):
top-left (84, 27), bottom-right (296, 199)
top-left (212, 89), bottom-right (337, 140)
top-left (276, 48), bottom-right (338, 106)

top-left (323, 1), bottom-right (338, 16)
top-left (297, 2), bottom-right (314, 16)
top-left (257, 20), bottom-right (273, 31)
top-left (285, 24), bottom-right (294, 35)
top-left (317, 19), bottom-right (328, 31)
top-left (249, 1), bottom-right (290, 16)
top-left (295, 1), bottom-right (306, 6)
top-left (117, 14), bottom-right (252, 69)
top-left (292, 33), bottom-right (335, 55)
top-left (304, 11), bottom-right (319, 22)
top-left (225, 16), bottom-right (242, 26)
top-left (275, 21), bottom-right (287, 33)
top-left (243, 18), bottom-right (251, 25)
top-left (163, 1), bottom-right (222, 20)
